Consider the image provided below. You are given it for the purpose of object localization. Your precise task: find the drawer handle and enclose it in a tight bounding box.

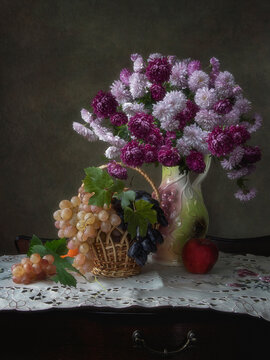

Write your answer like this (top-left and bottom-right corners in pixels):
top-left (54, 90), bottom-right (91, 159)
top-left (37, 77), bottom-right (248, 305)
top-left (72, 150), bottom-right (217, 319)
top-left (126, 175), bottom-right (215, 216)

top-left (132, 329), bottom-right (196, 357)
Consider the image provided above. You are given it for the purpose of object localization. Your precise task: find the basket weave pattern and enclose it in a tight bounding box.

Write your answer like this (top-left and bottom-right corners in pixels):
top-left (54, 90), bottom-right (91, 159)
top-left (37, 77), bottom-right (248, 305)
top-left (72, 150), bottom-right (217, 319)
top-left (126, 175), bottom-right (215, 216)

top-left (88, 164), bottom-right (160, 278)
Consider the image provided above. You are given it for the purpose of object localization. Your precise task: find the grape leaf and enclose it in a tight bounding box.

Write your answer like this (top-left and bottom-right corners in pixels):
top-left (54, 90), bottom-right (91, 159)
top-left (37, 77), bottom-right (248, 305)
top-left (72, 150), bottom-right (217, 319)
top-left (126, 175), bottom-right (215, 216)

top-left (44, 238), bottom-right (68, 256)
top-left (29, 237), bottom-right (84, 287)
top-left (114, 190), bottom-right (135, 208)
top-left (124, 199), bottom-right (157, 239)
top-left (27, 234), bottom-right (43, 256)
top-left (83, 166), bottom-right (125, 207)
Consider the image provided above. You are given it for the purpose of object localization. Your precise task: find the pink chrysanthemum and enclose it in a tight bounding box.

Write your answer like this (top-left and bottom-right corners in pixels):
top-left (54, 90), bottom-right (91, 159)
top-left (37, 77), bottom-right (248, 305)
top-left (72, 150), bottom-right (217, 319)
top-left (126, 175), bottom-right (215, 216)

top-left (91, 90), bottom-right (118, 118)
top-left (129, 72), bottom-right (148, 99)
top-left (72, 122), bottom-right (97, 142)
top-left (158, 145), bottom-right (181, 167)
top-left (220, 146), bottom-right (245, 170)
top-left (207, 127), bottom-right (234, 157)
top-left (150, 84), bottom-right (166, 101)
top-left (188, 70), bottom-right (209, 92)
top-left (110, 112), bottom-right (128, 126)
top-left (234, 97), bottom-right (251, 115)
top-left (214, 71), bottom-right (235, 98)
top-left (213, 99), bottom-right (232, 114)
top-left (234, 188), bottom-right (257, 201)
top-left (107, 161), bottom-right (128, 180)
top-left (110, 80), bottom-right (131, 104)
top-left (120, 68), bottom-right (132, 86)
top-left (187, 60), bottom-right (201, 75)
top-left (146, 57), bottom-right (172, 84)
top-left (120, 140), bottom-right (145, 167)
top-left (229, 125), bottom-right (250, 146)
top-left (194, 87), bottom-right (217, 109)
top-left (227, 164), bottom-right (256, 180)
top-left (186, 150), bottom-right (206, 173)
top-left (144, 144), bottom-right (158, 163)
top-left (169, 61), bottom-right (188, 88)
top-left (195, 109), bottom-right (220, 131)
top-left (209, 57), bottom-right (220, 86)
top-left (128, 112), bottom-right (154, 140)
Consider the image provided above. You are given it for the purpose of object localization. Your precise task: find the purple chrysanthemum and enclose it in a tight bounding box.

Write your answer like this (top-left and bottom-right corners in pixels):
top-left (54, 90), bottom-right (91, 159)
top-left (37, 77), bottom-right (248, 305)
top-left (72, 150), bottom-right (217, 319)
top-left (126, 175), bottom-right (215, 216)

top-left (107, 161), bottom-right (128, 180)
top-left (110, 112), bottom-right (128, 126)
top-left (147, 127), bottom-right (163, 145)
top-left (120, 68), bottom-right (132, 86)
top-left (209, 57), bottom-right (220, 86)
top-left (234, 188), bottom-right (257, 201)
top-left (158, 145), bottom-right (180, 167)
top-left (241, 145), bottom-right (261, 164)
top-left (91, 90), bottom-right (118, 118)
top-left (227, 164), bottom-right (256, 180)
top-left (207, 127), bottom-right (234, 157)
top-left (229, 125), bottom-right (251, 146)
top-left (128, 112), bottom-right (154, 140)
top-left (120, 140), bottom-right (145, 167)
top-left (186, 150), bottom-right (206, 173)
top-left (144, 144), bottom-right (158, 163)
top-left (165, 131), bottom-right (177, 146)
top-left (213, 99), bottom-right (233, 114)
top-left (146, 57), bottom-right (172, 84)
top-left (150, 84), bottom-right (166, 101)
top-left (175, 100), bottom-right (199, 130)
top-left (187, 60), bottom-right (201, 75)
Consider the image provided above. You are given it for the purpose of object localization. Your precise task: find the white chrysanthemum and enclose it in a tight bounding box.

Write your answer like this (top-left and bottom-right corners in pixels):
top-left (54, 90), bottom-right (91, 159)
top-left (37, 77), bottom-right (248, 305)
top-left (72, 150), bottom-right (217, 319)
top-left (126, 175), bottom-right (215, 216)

top-left (195, 109), bottom-right (220, 131)
top-left (179, 124), bottom-right (209, 154)
top-left (234, 97), bottom-right (251, 115)
top-left (153, 91), bottom-right (187, 131)
top-left (122, 102), bottom-right (147, 118)
top-left (194, 87), bottom-right (217, 109)
top-left (223, 107), bottom-right (241, 126)
top-left (220, 146), bottom-right (245, 170)
top-left (133, 55), bottom-right (145, 72)
top-left (148, 53), bottom-right (163, 61)
top-left (110, 80), bottom-right (131, 104)
top-left (105, 146), bottom-right (121, 159)
top-left (169, 62), bottom-right (188, 88)
top-left (72, 122), bottom-right (97, 142)
top-left (91, 122), bottom-right (126, 147)
top-left (188, 70), bottom-right (209, 92)
top-left (129, 72), bottom-right (148, 99)
top-left (214, 71), bottom-right (235, 98)
top-left (80, 108), bottom-right (94, 124)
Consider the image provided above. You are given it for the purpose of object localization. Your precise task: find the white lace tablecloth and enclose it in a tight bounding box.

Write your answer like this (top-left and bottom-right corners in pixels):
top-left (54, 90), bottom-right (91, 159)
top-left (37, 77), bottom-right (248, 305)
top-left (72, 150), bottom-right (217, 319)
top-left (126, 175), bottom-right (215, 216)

top-left (0, 252), bottom-right (269, 320)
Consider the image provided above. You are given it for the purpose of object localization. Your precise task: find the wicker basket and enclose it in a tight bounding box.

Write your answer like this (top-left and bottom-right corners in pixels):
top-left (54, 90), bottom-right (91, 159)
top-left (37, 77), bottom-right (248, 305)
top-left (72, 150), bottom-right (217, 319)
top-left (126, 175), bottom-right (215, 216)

top-left (87, 164), bottom-right (160, 278)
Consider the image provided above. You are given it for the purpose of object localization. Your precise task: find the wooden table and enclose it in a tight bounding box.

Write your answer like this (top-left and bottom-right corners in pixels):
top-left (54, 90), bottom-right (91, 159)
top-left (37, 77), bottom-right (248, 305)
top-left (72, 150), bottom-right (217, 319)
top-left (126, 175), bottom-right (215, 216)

top-left (1, 235), bottom-right (270, 360)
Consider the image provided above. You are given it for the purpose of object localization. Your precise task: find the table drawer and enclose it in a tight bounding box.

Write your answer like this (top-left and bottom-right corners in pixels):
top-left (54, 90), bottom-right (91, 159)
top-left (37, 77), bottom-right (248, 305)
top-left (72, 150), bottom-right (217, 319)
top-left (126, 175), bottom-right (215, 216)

top-left (1, 308), bottom-right (269, 360)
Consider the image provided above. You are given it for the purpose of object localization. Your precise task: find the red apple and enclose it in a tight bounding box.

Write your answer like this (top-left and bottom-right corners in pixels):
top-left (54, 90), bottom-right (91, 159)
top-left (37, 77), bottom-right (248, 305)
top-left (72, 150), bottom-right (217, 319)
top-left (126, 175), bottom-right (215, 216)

top-left (182, 238), bottom-right (219, 274)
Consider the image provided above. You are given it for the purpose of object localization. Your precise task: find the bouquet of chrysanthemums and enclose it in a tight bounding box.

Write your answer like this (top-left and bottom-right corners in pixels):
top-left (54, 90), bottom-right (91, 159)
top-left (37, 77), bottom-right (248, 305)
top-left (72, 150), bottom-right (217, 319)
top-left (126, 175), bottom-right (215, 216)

top-left (73, 53), bottom-right (262, 201)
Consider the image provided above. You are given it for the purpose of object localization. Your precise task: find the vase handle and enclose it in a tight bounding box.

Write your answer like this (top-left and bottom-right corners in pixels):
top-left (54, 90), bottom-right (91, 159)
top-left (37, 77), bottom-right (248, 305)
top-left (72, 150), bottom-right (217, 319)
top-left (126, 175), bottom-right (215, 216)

top-left (192, 155), bottom-right (212, 190)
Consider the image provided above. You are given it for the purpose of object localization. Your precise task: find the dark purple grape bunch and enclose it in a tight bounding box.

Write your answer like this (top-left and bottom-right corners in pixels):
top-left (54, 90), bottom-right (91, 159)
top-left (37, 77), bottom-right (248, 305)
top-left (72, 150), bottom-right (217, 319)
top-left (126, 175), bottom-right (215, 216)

top-left (111, 191), bottom-right (168, 266)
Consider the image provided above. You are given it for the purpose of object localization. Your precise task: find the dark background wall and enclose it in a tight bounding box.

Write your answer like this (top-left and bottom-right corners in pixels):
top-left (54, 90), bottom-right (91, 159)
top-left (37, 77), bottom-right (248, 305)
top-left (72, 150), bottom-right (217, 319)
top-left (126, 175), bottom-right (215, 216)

top-left (0, 0), bottom-right (269, 254)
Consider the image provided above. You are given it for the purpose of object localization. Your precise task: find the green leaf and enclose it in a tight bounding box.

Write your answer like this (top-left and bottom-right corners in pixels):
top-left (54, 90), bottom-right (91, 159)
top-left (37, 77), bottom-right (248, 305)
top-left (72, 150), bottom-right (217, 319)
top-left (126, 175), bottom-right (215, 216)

top-left (27, 235), bottom-right (43, 256)
top-left (50, 268), bottom-right (77, 287)
top-left (114, 190), bottom-right (136, 208)
top-left (135, 200), bottom-right (157, 224)
top-left (84, 166), bottom-right (125, 207)
top-left (44, 238), bottom-right (68, 256)
top-left (28, 236), bottom-right (84, 287)
top-left (123, 200), bottom-right (157, 239)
